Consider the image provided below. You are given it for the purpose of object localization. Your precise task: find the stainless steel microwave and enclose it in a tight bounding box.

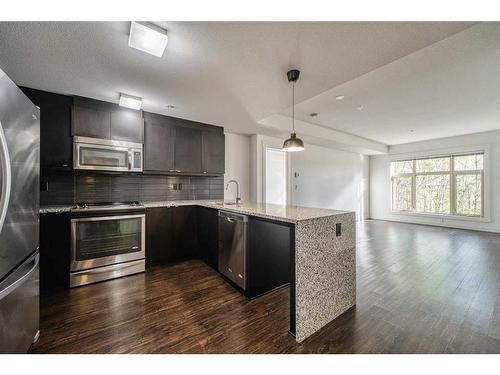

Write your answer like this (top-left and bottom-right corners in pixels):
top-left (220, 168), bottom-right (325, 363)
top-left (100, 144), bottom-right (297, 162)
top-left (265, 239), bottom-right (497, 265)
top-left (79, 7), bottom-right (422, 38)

top-left (73, 136), bottom-right (143, 172)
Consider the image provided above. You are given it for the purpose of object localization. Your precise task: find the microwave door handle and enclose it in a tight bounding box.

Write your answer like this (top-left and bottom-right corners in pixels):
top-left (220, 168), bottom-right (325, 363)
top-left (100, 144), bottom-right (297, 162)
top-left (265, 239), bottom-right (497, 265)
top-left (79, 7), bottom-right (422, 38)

top-left (0, 121), bottom-right (12, 235)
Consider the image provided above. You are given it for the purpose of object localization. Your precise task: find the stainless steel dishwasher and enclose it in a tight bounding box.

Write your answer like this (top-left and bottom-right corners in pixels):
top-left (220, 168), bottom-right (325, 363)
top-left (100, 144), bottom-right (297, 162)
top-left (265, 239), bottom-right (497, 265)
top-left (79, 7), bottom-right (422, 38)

top-left (218, 210), bottom-right (248, 290)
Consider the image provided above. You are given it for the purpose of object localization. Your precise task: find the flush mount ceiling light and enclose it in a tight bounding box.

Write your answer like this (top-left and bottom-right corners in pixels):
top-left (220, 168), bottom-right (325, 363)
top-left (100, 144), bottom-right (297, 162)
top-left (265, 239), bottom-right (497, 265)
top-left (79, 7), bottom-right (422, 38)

top-left (282, 69), bottom-right (305, 152)
top-left (335, 95), bottom-right (345, 100)
top-left (128, 22), bottom-right (168, 57)
top-left (119, 93), bottom-right (142, 110)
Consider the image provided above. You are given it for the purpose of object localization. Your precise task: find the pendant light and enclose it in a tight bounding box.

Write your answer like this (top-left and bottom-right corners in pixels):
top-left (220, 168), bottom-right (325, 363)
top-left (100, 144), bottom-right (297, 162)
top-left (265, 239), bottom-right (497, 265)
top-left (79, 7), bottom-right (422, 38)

top-left (282, 69), bottom-right (305, 152)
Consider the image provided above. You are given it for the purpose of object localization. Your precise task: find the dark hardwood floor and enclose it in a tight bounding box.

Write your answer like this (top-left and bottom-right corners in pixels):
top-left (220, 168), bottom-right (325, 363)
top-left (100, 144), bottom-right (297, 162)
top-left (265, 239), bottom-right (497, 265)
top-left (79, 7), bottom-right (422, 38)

top-left (30, 220), bottom-right (500, 353)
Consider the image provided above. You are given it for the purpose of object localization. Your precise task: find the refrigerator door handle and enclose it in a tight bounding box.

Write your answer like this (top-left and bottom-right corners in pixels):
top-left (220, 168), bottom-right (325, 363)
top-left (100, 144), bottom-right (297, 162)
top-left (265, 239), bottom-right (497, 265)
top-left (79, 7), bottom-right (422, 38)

top-left (0, 121), bottom-right (11, 235)
top-left (0, 253), bottom-right (39, 300)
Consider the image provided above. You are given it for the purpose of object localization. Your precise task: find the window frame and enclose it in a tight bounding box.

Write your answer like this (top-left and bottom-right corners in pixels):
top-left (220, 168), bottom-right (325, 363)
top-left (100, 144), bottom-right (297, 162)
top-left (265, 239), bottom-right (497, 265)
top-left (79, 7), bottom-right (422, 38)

top-left (391, 153), bottom-right (484, 218)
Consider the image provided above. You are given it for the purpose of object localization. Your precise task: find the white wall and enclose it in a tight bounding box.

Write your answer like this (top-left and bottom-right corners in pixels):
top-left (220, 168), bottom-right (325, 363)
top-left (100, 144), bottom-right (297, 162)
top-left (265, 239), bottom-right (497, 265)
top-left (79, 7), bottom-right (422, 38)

top-left (291, 144), bottom-right (369, 220)
top-left (224, 133), bottom-right (251, 202)
top-left (249, 134), bottom-right (369, 220)
top-left (370, 129), bottom-right (500, 232)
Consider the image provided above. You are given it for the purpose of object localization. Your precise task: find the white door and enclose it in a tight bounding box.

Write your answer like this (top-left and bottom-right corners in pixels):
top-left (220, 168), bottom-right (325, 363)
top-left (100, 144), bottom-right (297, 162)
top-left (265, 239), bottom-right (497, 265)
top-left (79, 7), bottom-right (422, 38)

top-left (264, 147), bottom-right (288, 205)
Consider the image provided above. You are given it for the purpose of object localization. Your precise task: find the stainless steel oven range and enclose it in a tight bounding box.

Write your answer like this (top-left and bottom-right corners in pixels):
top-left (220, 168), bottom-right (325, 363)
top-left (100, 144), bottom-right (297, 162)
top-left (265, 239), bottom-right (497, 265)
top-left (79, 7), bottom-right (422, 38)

top-left (70, 202), bottom-right (146, 288)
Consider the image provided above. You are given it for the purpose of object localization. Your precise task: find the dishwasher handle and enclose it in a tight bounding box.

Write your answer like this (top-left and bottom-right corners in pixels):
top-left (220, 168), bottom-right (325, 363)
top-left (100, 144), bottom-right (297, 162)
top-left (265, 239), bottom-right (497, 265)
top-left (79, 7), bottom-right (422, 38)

top-left (218, 210), bottom-right (248, 223)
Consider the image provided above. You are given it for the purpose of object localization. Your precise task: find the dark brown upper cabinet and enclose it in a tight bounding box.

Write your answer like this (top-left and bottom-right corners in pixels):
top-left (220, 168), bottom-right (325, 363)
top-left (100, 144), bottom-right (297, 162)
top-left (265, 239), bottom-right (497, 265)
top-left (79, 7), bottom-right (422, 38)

top-left (20, 87), bottom-right (73, 169)
top-left (71, 97), bottom-right (111, 139)
top-left (72, 96), bottom-right (143, 144)
top-left (143, 112), bottom-right (176, 172)
top-left (110, 108), bottom-right (144, 143)
top-left (202, 130), bottom-right (225, 174)
top-left (174, 125), bottom-right (203, 173)
top-left (142, 111), bottom-right (225, 175)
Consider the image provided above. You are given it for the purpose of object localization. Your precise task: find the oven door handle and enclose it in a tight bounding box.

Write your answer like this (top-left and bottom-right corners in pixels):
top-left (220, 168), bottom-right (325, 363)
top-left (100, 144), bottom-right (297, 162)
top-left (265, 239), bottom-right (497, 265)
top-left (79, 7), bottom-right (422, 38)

top-left (71, 213), bottom-right (146, 223)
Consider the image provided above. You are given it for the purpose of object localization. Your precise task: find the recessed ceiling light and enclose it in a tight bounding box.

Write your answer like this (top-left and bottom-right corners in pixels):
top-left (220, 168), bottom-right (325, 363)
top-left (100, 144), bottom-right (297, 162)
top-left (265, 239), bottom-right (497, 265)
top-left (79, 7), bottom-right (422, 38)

top-left (309, 112), bottom-right (318, 117)
top-left (119, 93), bottom-right (142, 110)
top-left (335, 95), bottom-right (345, 100)
top-left (128, 22), bottom-right (168, 57)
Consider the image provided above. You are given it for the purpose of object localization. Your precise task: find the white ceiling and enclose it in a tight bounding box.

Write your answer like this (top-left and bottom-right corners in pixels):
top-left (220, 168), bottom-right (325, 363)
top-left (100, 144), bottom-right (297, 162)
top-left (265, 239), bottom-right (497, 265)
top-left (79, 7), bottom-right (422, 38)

top-left (0, 21), bottom-right (480, 151)
top-left (277, 22), bottom-right (500, 146)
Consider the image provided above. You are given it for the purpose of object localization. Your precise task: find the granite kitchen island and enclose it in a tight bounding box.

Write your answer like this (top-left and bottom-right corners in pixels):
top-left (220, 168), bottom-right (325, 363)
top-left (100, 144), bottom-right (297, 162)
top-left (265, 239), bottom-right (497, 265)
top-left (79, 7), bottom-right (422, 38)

top-left (40, 201), bottom-right (356, 343)
top-left (196, 202), bottom-right (357, 343)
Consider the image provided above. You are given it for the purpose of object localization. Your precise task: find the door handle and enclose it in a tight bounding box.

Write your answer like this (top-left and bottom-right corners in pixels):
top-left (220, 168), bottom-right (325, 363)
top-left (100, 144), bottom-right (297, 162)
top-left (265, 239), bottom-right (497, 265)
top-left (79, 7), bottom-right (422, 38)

top-left (0, 121), bottom-right (12, 236)
top-left (0, 254), bottom-right (39, 300)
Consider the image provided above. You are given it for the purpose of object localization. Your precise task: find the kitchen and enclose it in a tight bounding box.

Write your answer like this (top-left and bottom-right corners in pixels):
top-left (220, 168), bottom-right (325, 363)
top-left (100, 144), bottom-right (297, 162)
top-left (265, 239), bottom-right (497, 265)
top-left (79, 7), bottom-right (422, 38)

top-left (0, 23), bottom-right (356, 353)
top-left (2, 5), bottom-right (500, 372)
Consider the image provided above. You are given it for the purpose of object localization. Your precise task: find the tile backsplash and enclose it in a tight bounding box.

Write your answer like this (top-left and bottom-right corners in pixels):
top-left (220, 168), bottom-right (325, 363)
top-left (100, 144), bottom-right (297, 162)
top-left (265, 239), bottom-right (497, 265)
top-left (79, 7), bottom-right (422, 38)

top-left (40, 171), bottom-right (223, 206)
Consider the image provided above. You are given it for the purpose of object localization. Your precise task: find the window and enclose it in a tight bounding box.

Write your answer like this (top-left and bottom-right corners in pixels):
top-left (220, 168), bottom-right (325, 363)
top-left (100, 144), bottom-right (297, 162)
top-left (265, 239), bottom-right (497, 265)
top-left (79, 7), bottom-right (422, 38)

top-left (391, 153), bottom-right (484, 217)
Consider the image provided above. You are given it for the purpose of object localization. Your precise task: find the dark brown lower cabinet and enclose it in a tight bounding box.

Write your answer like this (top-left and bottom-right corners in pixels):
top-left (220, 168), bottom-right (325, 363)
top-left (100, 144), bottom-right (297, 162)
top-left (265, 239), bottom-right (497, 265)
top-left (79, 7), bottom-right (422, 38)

top-left (146, 207), bottom-right (292, 299)
top-left (171, 206), bottom-right (198, 260)
top-left (246, 217), bottom-right (292, 299)
top-left (197, 206), bottom-right (219, 270)
top-left (39, 213), bottom-right (71, 289)
top-left (145, 207), bottom-right (174, 265)
top-left (145, 206), bottom-right (198, 265)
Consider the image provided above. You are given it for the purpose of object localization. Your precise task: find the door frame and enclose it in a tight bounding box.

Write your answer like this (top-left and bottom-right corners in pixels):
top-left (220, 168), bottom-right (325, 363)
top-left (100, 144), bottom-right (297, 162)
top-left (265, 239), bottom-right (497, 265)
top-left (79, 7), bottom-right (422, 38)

top-left (261, 138), bottom-right (292, 205)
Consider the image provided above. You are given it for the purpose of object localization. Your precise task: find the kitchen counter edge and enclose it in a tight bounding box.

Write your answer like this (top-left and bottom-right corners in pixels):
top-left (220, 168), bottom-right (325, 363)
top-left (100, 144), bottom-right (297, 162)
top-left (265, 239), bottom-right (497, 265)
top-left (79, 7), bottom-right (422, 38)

top-left (40, 201), bottom-right (352, 223)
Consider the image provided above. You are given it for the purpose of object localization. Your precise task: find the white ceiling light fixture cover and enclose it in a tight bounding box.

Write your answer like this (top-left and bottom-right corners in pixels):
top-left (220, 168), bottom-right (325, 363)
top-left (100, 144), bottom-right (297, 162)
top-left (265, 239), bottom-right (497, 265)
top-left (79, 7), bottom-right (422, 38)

top-left (128, 22), bottom-right (168, 57)
top-left (119, 93), bottom-right (142, 110)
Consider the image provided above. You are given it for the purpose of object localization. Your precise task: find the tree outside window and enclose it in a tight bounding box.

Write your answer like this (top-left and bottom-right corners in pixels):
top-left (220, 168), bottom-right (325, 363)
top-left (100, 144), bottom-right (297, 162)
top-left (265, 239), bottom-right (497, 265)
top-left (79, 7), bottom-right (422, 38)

top-left (391, 153), bottom-right (483, 217)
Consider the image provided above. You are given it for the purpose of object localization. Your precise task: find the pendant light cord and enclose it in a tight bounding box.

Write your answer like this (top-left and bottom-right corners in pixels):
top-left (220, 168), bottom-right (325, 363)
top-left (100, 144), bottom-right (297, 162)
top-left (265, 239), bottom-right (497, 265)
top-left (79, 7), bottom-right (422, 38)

top-left (292, 81), bottom-right (295, 133)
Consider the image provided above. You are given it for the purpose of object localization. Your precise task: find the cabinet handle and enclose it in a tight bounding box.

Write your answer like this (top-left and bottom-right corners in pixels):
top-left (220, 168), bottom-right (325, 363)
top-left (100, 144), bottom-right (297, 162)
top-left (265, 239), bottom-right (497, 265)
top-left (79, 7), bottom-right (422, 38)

top-left (128, 152), bottom-right (132, 170)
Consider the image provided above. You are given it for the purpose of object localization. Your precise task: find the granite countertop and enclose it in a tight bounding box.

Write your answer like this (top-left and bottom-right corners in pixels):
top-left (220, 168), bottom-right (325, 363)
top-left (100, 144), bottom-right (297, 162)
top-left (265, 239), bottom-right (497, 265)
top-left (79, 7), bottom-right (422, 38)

top-left (39, 205), bottom-right (75, 213)
top-left (40, 200), bottom-right (350, 223)
top-left (198, 202), bottom-right (349, 223)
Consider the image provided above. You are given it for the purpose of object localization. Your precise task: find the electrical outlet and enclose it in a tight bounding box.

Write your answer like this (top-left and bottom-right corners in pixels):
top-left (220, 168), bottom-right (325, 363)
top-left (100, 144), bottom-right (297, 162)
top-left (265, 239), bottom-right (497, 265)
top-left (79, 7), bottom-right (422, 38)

top-left (336, 223), bottom-right (342, 237)
top-left (40, 181), bottom-right (49, 191)
top-left (178, 183), bottom-right (182, 190)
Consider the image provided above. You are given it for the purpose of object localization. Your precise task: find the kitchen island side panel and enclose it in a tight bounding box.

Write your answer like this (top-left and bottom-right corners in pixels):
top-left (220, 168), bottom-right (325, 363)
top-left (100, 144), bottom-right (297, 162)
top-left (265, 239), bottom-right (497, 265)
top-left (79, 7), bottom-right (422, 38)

top-left (294, 212), bottom-right (356, 342)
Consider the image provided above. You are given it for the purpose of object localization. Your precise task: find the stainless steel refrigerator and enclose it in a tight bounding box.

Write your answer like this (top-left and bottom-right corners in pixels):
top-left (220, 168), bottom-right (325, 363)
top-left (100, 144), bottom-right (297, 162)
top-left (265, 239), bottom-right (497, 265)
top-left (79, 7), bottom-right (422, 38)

top-left (0, 67), bottom-right (40, 353)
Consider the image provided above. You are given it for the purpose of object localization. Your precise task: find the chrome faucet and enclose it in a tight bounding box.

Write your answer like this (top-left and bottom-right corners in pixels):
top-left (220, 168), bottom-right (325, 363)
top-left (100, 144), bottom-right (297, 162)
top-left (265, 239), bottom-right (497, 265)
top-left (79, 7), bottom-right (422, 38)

top-left (225, 179), bottom-right (241, 205)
